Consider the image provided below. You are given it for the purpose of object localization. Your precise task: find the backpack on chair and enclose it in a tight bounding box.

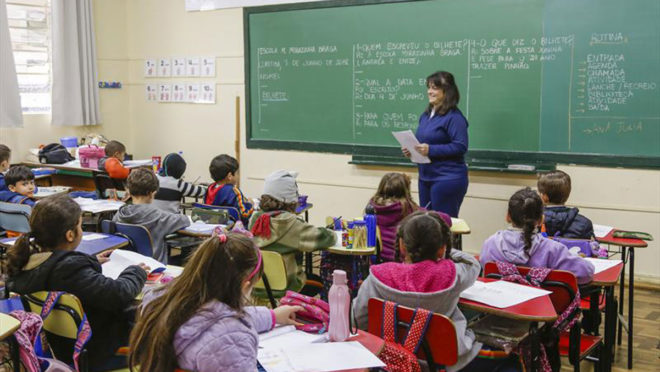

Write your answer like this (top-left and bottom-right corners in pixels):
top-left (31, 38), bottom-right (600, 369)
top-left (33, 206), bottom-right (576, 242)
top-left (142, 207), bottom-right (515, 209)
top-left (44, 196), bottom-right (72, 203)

top-left (377, 301), bottom-right (433, 372)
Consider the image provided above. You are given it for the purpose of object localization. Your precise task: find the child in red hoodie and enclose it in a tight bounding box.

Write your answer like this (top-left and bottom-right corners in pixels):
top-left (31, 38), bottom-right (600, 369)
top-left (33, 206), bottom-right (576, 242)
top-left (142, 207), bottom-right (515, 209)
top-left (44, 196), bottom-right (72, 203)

top-left (98, 140), bottom-right (130, 179)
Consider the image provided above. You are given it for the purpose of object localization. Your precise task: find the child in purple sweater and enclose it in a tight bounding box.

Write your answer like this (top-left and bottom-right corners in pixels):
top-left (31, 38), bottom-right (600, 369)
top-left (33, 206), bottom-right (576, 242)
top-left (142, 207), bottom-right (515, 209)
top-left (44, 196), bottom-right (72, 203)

top-left (480, 187), bottom-right (595, 284)
top-left (130, 233), bottom-right (302, 371)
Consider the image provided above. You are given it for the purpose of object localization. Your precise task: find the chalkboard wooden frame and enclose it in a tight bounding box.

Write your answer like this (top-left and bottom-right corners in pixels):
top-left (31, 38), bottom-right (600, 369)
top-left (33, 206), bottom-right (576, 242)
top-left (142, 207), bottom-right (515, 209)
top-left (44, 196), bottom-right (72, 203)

top-left (243, 0), bottom-right (660, 170)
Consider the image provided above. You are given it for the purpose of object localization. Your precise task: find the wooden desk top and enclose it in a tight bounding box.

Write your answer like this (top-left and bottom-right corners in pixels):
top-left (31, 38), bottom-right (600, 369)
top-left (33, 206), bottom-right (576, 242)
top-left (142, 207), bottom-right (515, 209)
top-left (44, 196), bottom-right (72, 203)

top-left (450, 218), bottom-right (471, 235)
top-left (458, 278), bottom-right (558, 322)
top-left (590, 261), bottom-right (624, 287)
top-left (596, 230), bottom-right (648, 248)
top-left (0, 313), bottom-right (21, 340)
top-left (327, 245), bottom-right (376, 256)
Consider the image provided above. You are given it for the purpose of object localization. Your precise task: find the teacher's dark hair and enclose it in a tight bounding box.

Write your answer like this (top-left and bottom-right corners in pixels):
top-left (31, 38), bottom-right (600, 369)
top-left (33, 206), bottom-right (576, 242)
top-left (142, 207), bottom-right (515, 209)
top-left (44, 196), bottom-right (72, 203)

top-left (425, 71), bottom-right (460, 116)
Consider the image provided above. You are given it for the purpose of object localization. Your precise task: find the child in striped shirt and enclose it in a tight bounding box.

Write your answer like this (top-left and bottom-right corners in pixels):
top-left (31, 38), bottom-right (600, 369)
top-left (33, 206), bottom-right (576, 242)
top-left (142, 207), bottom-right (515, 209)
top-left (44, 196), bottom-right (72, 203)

top-left (204, 154), bottom-right (253, 226)
top-left (153, 153), bottom-right (206, 213)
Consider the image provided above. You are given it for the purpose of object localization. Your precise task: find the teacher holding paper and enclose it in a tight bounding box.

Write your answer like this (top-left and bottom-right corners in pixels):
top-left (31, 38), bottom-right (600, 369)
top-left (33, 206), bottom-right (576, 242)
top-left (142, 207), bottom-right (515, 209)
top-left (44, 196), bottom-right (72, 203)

top-left (402, 71), bottom-right (469, 217)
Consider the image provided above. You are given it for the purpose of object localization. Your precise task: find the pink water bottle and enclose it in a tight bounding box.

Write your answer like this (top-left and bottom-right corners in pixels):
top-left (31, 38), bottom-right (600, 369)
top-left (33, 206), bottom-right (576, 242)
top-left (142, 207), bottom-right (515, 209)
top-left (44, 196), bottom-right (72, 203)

top-left (328, 270), bottom-right (351, 342)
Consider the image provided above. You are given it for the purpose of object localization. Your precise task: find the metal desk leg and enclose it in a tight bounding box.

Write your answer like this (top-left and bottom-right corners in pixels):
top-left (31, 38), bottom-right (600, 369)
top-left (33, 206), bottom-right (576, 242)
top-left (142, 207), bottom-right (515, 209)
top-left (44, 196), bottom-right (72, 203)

top-left (305, 252), bottom-right (313, 276)
top-left (603, 286), bottom-right (616, 372)
top-left (627, 247), bottom-right (634, 369)
top-left (10, 335), bottom-right (20, 371)
top-left (617, 246), bottom-right (626, 346)
top-left (529, 322), bottom-right (539, 372)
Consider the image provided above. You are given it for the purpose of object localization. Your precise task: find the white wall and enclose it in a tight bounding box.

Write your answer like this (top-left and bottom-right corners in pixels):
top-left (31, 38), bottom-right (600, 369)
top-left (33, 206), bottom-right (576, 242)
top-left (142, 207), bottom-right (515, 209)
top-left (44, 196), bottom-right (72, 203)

top-left (8, 0), bottom-right (660, 282)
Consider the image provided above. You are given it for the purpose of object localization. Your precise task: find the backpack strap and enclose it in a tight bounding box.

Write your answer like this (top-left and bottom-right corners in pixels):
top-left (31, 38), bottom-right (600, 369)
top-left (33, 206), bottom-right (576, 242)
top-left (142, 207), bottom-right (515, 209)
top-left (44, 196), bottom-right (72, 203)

top-left (381, 301), bottom-right (399, 343)
top-left (41, 292), bottom-right (92, 372)
top-left (401, 308), bottom-right (433, 354)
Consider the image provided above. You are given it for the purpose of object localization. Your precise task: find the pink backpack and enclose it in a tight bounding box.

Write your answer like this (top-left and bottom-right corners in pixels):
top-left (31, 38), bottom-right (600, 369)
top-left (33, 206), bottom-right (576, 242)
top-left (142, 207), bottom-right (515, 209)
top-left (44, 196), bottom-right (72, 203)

top-left (78, 145), bottom-right (105, 169)
top-left (280, 291), bottom-right (329, 333)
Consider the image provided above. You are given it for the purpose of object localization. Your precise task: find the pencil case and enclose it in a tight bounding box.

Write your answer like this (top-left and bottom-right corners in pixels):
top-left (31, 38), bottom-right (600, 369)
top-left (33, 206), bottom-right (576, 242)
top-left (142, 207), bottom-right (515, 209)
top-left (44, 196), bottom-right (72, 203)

top-left (612, 230), bottom-right (653, 241)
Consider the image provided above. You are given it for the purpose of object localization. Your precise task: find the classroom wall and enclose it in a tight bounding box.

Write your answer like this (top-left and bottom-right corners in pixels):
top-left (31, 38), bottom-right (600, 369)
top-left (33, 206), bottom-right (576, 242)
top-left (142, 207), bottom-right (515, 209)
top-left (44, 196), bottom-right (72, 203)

top-left (0, 0), bottom-right (131, 162)
top-left (97, 0), bottom-right (657, 284)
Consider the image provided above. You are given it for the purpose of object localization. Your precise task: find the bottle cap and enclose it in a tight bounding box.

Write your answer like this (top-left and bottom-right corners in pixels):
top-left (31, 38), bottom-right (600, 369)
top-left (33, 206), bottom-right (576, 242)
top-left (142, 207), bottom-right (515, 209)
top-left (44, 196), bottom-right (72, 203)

top-left (333, 269), bottom-right (347, 284)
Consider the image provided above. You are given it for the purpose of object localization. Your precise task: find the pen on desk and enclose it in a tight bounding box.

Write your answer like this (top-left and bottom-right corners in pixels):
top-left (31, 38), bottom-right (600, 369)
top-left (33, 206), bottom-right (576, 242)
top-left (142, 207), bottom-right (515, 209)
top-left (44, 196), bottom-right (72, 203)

top-left (191, 176), bottom-right (201, 184)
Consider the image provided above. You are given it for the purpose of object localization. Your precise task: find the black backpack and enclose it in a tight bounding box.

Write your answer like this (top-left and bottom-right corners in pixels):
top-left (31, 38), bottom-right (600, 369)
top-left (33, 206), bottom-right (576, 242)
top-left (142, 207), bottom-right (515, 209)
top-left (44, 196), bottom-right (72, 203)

top-left (38, 143), bottom-right (75, 164)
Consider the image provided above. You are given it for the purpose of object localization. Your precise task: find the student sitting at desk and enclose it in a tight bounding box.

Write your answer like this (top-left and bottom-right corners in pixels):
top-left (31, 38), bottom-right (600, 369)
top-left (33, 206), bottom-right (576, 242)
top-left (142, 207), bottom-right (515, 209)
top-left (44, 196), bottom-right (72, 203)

top-left (353, 211), bottom-right (519, 372)
top-left (537, 170), bottom-right (594, 239)
top-left (480, 187), bottom-right (595, 284)
top-left (6, 195), bottom-right (148, 371)
top-left (0, 144), bottom-right (11, 191)
top-left (250, 170), bottom-right (335, 295)
top-left (0, 165), bottom-right (36, 207)
top-left (153, 152), bottom-right (206, 213)
top-left (204, 154), bottom-right (253, 226)
top-left (129, 232), bottom-right (302, 372)
top-left (367, 172), bottom-right (421, 262)
top-left (113, 168), bottom-right (190, 263)
top-left (98, 140), bottom-right (130, 180)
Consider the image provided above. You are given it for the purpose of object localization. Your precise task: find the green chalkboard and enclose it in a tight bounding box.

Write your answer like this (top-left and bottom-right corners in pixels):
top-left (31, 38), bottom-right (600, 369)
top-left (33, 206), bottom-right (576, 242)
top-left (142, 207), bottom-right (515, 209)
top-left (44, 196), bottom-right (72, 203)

top-left (244, 0), bottom-right (660, 168)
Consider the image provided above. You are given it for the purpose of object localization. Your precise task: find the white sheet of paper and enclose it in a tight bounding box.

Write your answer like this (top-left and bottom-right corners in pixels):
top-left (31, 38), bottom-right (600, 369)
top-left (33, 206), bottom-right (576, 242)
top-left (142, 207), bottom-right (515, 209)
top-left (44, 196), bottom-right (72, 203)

top-left (82, 233), bottom-right (108, 241)
top-left (460, 280), bottom-right (551, 308)
top-left (285, 341), bottom-right (385, 371)
top-left (392, 130), bottom-right (431, 164)
top-left (73, 198), bottom-right (124, 213)
top-left (593, 224), bottom-right (614, 238)
top-left (185, 222), bottom-right (225, 233)
top-left (164, 265), bottom-right (183, 277)
top-left (102, 250), bottom-right (164, 280)
top-left (584, 258), bottom-right (622, 274)
top-left (124, 159), bottom-right (153, 168)
top-left (1, 239), bottom-right (17, 246)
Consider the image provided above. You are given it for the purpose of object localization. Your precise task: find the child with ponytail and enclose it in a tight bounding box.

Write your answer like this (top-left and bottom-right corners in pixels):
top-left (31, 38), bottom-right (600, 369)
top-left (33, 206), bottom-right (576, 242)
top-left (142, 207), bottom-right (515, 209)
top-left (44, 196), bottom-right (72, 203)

top-left (353, 211), bottom-right (501, 372)
top-left (129, 232), bottom-right (302, 372)
top-left (480, 187), bottom-right (594, 284)
top-left (5, 195), bottom-right (148, 371)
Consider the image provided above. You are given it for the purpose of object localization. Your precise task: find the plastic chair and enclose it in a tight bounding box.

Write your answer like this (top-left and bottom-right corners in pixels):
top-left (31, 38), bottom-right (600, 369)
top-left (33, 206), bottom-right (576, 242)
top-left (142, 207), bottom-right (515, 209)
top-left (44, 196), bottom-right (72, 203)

top-left (0, 202), bottom-right (31, 233)
top-left (92, 170), bottom-right (126, 200)
top-left (192, 202), bottom-right (239, 223)
top-left (367, 298), bottom-right (458, 372)
top-left (22, 292), bottom-right (90, 369)
top-left (101, 220), bottom-right (154, 258)
top-left (21, 292), bottom-right (129, 372)
top-left (254, 250), bottom-right (289, 308)
top-left (483, 262), bottom-right (603, 372)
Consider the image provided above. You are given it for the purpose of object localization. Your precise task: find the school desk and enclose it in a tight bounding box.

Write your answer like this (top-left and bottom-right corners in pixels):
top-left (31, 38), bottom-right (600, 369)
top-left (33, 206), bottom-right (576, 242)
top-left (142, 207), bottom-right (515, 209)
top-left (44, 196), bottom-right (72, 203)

top-left (458, 278), bottom-right (557, 322)
top-left (596, 230), bottom-right (647, 369)
top-left (0, 232), bottom-right (128, 256)
top-left (0, 313), bottom-right (21, 371)
top-left (588, 261), bottom-right (624, 372)
top-left (450, 217), bottom-right (471, 251)
top-left (459, 277), bottom-right (556, 372)
top-left (22, 161), bottom-right (96, 191)
top-left (23, 160), bottom-right (153, 192)
top-left (33, 186), bottom-right (72, 200)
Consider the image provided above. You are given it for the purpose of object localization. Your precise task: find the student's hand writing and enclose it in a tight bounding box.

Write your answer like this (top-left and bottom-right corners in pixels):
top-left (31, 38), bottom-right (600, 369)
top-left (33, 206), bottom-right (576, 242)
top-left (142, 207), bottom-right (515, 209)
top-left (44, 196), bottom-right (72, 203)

top-left (273, 305), bottom-right (304, 326)
top-left (415, 143), bottom-right (430, 156)
top-left (96, 250), bottom-right (113, 264)
top-left (137, 263), bottom-right (151, 273)
top-left (401, 147), bottom-right (411, 158)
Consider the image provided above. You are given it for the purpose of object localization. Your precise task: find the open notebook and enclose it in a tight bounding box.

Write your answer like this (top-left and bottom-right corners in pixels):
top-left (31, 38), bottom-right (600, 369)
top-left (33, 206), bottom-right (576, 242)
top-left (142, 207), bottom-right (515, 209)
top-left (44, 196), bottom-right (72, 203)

top-left (258, 326), bottom-right (384, 372)
top-left (101, 250), bottom-right (164, 279)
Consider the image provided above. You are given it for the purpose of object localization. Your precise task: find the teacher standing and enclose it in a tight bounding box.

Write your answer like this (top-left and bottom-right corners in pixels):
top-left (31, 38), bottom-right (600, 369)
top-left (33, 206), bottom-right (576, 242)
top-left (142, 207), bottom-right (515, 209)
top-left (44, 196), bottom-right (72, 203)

top-left (402, 71), bottom-right (469, 217)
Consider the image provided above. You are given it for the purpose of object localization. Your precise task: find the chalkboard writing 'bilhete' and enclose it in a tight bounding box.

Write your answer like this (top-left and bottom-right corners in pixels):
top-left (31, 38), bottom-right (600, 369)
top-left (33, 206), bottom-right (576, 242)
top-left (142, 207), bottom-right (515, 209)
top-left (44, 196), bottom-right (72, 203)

top-left (246, 0), bottom-right (660, 165)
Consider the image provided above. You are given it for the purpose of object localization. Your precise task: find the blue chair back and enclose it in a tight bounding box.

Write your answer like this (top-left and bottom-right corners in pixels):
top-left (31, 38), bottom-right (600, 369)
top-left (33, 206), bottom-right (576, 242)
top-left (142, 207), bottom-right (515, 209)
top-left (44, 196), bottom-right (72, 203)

top-left (192, 202), bottom-right (240, 222)
top-left (0, 202), bottom-right (31, 233)
top-left (100, 220), bottom-right (154, 257)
